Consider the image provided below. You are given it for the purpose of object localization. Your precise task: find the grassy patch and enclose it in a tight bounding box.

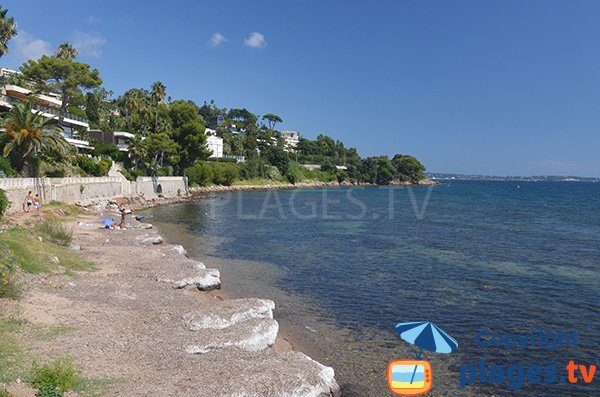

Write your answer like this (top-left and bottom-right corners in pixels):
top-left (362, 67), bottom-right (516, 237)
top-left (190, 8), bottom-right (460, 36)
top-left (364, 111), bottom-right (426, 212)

top-left (0, 245), bottom-right (20, 300)
top-left (29, 357), bottom-right (117, 397)
top-left (0, 230), bottom-right (91, 274)
top-left (44, 201), bottom-right (82, 219)
top-left (30, 357), bottom-right (78, 392)
top-left (0, 317), bottom-right (29, 384)
top-left (34, 221), bottom-right (73, 247)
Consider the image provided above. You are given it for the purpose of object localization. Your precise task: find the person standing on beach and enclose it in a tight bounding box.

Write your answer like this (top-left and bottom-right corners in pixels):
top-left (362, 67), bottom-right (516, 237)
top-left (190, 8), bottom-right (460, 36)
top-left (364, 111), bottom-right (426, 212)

top-left (118, 205), bottom-right (127, 229)
top-left (24, 191), bottom-right (33, 213)
top-left (33, 194), bottom-right (41, 211)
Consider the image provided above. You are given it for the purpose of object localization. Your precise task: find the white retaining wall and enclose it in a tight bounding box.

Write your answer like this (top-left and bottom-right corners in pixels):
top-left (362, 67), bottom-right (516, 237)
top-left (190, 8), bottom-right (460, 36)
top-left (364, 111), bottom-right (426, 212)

top-left (0, 175), bottom-right (187, 213)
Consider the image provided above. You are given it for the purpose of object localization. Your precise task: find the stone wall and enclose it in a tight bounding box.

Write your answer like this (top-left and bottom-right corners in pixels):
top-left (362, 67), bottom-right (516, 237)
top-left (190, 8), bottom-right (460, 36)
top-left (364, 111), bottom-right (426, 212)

top-left (0, 176), bottom-right (187, 213)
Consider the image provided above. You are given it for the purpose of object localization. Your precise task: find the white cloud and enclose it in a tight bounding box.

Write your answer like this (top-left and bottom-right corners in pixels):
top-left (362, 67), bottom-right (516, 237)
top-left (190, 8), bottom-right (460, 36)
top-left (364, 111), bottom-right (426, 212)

top-left (210, 32), bottom-right (228, 47)
top-left (87, 16), bottom-right (100, 25)
top-left (73, 32), bottom-right (107, 58)
top-left (9, 30), bottom-right (52, 63)
top-left (244, 32), bottom-right (267, 49)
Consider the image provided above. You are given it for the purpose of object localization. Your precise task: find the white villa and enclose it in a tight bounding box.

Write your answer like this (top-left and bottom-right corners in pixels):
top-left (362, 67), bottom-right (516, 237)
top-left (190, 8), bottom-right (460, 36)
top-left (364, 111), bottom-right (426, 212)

top-left (280, 130), bottom-right (300, 152)
top-left (205, 128), bottom-right (223, 158)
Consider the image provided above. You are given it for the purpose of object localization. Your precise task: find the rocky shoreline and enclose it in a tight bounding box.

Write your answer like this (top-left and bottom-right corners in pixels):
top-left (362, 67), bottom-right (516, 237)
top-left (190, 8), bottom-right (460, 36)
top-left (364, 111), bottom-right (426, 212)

top-left (3, 208), bottom-right (340, 396)
top-left (190, 178), bottom-right (439, 194)
top-left (72, 178), bottom-right (440, 213)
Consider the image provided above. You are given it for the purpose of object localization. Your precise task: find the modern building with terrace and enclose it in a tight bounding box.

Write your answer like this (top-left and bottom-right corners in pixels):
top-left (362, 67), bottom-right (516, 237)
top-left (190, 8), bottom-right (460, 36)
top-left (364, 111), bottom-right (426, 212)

top-left (280, 130), bottom-right (300, 152)
top-left (0, 67), bottom-right (94, 152)
top-left (88, 130), bottom-right (135, 152)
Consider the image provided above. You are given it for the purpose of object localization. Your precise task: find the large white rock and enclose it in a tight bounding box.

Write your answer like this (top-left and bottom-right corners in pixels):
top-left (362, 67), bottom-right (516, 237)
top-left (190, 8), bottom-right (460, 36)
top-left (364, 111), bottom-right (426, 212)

top-left (186, 318), bottom-right (278, 354)
top-left (198, 350), bottom-right (341, 397)
top-left (135, 234), bottom-right (163, 245)
top-left (182, 298), bottom-right (275, 330)
top-left (157, 269), bottom-right (221, 291)
top-left (160, 244), bottom-right (189, 258)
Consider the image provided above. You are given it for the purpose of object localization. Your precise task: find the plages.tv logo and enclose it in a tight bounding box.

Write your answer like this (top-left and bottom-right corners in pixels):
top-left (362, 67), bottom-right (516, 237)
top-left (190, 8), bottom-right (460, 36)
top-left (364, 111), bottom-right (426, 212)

top-left (387, 321), bottom-right (458, 396)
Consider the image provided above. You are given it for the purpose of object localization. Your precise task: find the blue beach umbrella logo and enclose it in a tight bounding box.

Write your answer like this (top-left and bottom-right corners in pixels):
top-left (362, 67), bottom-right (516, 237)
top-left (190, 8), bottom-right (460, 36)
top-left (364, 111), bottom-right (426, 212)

top-left (387, 321), bottom-right (458, 396)
top-left (395, 321), bottom-right (458, 359)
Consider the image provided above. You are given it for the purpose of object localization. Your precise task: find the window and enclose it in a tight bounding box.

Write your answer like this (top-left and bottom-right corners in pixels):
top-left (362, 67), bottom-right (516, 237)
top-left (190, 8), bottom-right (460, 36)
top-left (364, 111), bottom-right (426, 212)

top-left (62, 125), bottom-right (73, 139)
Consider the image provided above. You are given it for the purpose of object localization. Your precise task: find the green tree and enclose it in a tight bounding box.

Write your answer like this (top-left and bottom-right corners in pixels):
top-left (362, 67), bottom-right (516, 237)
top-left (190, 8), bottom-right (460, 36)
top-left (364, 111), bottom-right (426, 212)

top-left (55, 42), bottom-right (78, 59)
top-left (127, 135), bottom-right (147, 171)
top-left (0, 6), bottom-right (17, 57)
top-left (375, 156), bottom-right (397, 185)
top-left (144, 132), bottom-right (179, 175)
top-left (85, 92), bottom-right (100, 127)
top-left (169, 100), bottom-right (211, 169)
top-left (261, 145), bottom-right (289, 176)
top-left (0, 102), bottom-right (71, 176)
top-left (262, 113), bottom-right (283, 130)
top-left (20, 55), bottom-right (102, 123)
top-left (392, 154), bottom-right (426, 182)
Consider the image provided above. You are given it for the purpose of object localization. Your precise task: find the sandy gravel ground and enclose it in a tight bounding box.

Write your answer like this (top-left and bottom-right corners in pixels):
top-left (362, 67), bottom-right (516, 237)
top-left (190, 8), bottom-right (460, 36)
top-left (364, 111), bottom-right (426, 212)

top-left (1, 210), bottom-right (339, 396)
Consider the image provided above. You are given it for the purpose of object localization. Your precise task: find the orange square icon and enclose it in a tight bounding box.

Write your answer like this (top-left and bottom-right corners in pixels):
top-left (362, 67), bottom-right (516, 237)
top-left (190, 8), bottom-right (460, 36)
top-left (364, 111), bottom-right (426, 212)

top-left (387, 360), bottom-right (433, 396)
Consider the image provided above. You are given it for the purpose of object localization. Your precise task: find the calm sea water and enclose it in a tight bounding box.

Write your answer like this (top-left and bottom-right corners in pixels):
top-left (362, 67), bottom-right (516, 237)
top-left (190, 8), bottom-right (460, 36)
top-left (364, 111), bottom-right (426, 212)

top-left (146, 181), bottom-right (600, 396)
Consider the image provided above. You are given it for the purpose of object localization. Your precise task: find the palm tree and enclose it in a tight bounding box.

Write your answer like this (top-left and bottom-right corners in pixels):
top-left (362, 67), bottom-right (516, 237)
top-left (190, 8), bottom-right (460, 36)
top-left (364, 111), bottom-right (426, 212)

top-left (151, 81), bottom-right (166, 132)
top-left (55, 42), bottom-right (78, 59)
top-left (127, 135), bottom-right (147, 171)
top-left (124, 91), bottom-right (141, 126)
top-left (138, 98), bottom-right (152, 135)
top-left (0, 7), bottom-right (17, 57)
top-left (1, 101), bottom-right (71, 176)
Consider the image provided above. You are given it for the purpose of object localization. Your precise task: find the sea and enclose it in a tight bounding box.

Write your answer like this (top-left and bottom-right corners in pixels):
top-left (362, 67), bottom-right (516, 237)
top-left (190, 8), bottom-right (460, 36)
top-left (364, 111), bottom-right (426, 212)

top-left (144, 181), bottom-right (600, 396)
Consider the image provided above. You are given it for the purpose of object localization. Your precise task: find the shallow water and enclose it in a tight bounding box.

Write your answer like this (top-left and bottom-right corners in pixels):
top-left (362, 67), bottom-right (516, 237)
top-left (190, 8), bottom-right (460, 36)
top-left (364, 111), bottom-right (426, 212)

top-left (146, 181), bottom-right (600, 396)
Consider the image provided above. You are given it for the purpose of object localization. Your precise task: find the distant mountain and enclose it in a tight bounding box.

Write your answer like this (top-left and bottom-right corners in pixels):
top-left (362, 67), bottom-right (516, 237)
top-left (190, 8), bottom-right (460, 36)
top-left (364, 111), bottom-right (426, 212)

top-left (426, 173), bottom-right (599, 182)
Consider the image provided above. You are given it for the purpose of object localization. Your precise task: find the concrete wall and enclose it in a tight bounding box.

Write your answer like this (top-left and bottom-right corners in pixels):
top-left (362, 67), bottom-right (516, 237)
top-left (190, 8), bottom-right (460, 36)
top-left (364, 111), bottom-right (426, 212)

top-left (0, 175), bottom-right (187, 213)
top-left (133, 177), bottom-right (187, 198)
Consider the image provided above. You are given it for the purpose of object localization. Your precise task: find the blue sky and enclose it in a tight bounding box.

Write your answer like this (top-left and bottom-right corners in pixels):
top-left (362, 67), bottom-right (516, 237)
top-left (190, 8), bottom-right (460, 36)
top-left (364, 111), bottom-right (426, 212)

top-left (2, 0), bottom-right (600, 176)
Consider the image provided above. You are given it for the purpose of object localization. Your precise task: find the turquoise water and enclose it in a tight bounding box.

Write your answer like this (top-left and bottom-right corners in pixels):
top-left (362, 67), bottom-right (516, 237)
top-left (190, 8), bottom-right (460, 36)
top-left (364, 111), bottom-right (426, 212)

top-left (147, 181), bottom-right (600, 396)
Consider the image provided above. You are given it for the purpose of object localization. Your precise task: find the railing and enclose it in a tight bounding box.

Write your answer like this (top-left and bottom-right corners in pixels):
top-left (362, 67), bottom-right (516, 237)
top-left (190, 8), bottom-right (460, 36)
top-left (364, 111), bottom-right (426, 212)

top-left (0, 95), bottom-right (89, 124)
top-left (223, 155), bottom-right (246, 163)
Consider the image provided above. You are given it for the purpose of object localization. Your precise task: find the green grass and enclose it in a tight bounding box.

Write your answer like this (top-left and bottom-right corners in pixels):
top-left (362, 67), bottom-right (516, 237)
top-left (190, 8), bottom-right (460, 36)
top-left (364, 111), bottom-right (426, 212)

top-left (29, 357), bottom-right (118, 397)
top-left (34, 221), bottom-right (73, 247)
top-left (29, 357), bottom-right (78, 392)
top-left (44, 201), bottom-right (82, 219)
top-left (0, 317), bottom-right (29, 384)
top-left (0, 317), bottom-right (115, 396)
top-left (0, 245), bottom-right (20, 300)
top-left (0, 318), bottom-right (79, 385)
top-left (0, 230), bottom-right (92, 274)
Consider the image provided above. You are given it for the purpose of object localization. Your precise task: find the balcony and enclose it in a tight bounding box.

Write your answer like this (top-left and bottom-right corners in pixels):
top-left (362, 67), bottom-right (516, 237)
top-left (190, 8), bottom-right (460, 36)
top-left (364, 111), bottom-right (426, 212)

top-left (0, 94), bottom-right (89, 127)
